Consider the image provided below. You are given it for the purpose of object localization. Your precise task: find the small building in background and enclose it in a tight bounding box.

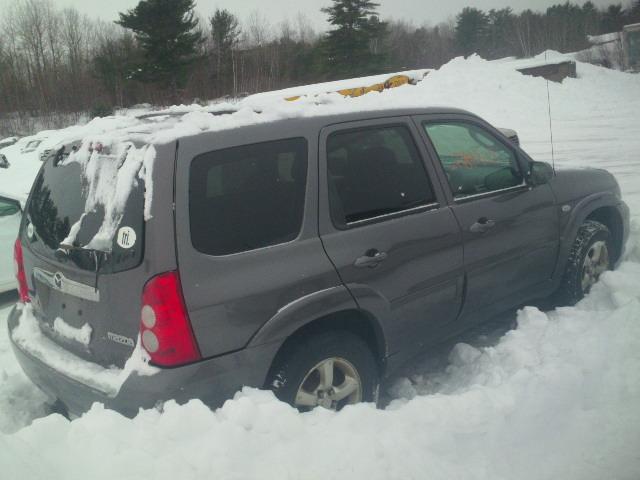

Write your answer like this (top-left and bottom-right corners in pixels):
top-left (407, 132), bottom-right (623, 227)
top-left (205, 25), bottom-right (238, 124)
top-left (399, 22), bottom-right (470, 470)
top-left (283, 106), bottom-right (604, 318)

top-left (517, 61), bottom-right (577, 83)
top-left (586, 32), bottom-right (624, 70)
top-left (622, 23), bottom-right (640, 72)
top-left (585, 23), bottom-right (640, 72)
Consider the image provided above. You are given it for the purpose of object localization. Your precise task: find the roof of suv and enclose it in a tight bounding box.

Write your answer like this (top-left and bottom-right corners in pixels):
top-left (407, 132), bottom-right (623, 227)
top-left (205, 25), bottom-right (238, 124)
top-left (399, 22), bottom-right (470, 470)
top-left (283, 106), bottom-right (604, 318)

top-left (257, 106), bottom-right (472, 128)
top-left (176, 106), bottom-right (475, 143)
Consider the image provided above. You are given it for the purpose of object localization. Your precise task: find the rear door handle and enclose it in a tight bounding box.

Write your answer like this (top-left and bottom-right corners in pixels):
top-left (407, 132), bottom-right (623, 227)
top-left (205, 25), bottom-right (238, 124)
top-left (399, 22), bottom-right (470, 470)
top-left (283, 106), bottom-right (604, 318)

top-left (354, 249), bottom-right (388, 268)
top-left (470, 218), bottom-right (496, 233)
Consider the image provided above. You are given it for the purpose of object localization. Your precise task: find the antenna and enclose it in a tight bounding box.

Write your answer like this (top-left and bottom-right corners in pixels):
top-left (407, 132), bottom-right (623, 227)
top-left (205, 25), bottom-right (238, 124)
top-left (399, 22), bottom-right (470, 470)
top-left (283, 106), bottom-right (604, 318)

top-left (544, 50), bottom-right (557, 175)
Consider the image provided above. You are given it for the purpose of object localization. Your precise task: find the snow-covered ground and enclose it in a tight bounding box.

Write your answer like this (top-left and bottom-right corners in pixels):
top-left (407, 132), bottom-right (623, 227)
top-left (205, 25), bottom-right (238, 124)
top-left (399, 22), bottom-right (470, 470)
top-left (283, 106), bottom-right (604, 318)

top-left (1, 54), bottom-right (640, 479)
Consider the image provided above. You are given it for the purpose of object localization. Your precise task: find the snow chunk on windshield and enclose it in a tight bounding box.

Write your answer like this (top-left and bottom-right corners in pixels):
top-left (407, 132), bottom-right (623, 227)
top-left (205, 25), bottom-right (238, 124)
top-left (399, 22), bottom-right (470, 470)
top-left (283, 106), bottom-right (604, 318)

top-left (11, 305), bottom-right (158, 397)
top-left (61, 140), bottom-right (154, 251)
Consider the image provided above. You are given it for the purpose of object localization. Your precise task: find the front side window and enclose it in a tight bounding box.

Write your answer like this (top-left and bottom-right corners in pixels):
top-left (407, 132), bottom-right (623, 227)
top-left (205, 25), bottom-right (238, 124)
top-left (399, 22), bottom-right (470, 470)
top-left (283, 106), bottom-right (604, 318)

top-left (423, 122), bottom-right (523, 199)
top-left (327, 125), bottom-right (436, 226)
top-left (190, 138), bottom-right (308, 256)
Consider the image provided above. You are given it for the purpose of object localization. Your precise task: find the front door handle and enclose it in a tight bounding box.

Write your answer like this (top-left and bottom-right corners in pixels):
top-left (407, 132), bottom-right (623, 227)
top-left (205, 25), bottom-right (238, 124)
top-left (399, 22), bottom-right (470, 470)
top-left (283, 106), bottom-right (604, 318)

top-left (470, 218), bottom-right (496, 233)
top-left (354, 249), bottom-right (388, 268)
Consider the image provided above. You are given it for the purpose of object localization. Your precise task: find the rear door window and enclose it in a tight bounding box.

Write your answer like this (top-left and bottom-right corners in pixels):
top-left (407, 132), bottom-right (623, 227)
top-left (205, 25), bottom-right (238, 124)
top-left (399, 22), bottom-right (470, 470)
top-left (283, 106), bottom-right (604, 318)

top-left (189, 138), bottom-right (308, 256)
top-left (326, 125), bottom-right (436, 227)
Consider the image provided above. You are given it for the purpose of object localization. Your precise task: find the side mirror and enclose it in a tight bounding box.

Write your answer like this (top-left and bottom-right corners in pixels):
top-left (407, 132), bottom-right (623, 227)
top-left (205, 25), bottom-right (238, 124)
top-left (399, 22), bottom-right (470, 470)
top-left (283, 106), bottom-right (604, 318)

top-left (498, 127), bottom-right (520, 146)
top-left (0, 195), bottom-right (21, 217)
top-left (0, 155), bottom-right (9, 169)
top-left (529, 161), bottom-right (554, 185)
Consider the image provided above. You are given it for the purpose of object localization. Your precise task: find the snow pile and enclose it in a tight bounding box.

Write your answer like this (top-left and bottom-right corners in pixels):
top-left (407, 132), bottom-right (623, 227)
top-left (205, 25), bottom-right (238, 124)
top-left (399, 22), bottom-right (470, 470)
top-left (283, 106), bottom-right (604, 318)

top-left (0, 55), bottom-right (639, 478)
top-left (0, 303), bottom-right (49, 434)
top-left (243, 68), bottom-right (431, 102)
top-left (10, 304), bottom-right (158, 398)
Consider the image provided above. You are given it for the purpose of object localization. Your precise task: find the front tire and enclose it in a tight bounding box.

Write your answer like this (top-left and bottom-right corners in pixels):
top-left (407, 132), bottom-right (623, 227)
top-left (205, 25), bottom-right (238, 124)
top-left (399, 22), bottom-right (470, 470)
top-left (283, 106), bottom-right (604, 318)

top-left (267, 331), bottom-right (378, 411)
top-left (556, 220), bottom-right (612, 305)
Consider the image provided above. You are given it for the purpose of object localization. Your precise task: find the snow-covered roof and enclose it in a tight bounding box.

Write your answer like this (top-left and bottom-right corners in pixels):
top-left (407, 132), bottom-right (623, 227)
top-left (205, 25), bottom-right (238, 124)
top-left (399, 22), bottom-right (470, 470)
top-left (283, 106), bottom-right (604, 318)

top-left (588, 32), bottom-right (622, 44)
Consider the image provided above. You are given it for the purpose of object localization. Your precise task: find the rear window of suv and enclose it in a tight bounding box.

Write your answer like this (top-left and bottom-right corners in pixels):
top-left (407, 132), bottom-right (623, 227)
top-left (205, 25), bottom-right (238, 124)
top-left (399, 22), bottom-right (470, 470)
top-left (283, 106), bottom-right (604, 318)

top-left (27, 155), bottom-right (146, 273)
top-left (189, 138), bottom-right (308, 256)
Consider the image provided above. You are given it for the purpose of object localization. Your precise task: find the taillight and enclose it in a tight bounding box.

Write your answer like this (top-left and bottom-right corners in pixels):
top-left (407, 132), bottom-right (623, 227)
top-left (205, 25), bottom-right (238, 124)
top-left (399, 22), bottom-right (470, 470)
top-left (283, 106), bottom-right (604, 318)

top-left (140, 271), bottom-right (201, 367)
top-left (13, 239), bottom-right (30, 303)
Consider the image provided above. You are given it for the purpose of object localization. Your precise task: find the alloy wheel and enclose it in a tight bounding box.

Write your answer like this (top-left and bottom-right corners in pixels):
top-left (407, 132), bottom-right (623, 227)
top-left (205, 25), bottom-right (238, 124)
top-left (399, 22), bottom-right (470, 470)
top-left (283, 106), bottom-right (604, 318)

top-left (294, 357), bottom-right (362, 410)
top-left (581, 240), bottom-right (609, 293)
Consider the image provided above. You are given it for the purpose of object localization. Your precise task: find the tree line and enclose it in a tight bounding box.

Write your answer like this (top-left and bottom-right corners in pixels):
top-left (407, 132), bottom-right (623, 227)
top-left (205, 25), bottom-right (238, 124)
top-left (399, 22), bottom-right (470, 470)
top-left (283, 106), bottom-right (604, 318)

top-left (1, 0), bottom-right (639, 136)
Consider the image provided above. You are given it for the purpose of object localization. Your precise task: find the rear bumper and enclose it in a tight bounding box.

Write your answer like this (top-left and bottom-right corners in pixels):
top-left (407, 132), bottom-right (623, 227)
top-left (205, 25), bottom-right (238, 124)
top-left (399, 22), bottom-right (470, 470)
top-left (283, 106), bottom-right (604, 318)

top-left (8, 306), bottom-right (279, 418)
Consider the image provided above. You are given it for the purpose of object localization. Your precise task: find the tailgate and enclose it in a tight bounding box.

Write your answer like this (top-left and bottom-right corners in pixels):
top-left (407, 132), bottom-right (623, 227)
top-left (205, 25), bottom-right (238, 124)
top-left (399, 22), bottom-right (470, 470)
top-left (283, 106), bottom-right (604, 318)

top-left (20, 141), bottom-right (153, 368)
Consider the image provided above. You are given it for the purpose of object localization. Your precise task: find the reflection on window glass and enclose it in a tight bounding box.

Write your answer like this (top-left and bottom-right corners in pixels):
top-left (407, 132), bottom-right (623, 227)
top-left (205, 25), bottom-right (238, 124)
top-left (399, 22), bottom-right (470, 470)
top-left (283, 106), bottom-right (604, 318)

top-left (423, 122), bottom-right (523, 198)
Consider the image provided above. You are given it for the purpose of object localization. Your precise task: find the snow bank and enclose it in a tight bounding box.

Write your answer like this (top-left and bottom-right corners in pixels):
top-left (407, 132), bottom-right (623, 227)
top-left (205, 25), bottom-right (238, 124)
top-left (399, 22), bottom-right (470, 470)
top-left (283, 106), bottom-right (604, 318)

top-left (0, 55), bottom-right (639, 478)
top-left (243, 68), bottom-right (431, 101)
top-left (0, 303), bottom-right (49, 435)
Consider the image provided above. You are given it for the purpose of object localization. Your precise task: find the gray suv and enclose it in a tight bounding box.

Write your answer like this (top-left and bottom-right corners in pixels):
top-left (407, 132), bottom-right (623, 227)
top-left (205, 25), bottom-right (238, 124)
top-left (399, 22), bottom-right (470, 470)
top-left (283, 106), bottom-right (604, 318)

top-left (9, 108), bottom-right (629, 416)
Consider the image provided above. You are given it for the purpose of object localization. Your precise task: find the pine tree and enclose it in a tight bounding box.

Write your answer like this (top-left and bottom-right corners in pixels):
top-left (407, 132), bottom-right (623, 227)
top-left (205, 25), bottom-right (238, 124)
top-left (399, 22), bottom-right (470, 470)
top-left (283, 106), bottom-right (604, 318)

top-left (93, 33), bottom-right (142, 107)
top-left (581, 2), bottom-right (600, 36)
top-left (210, 9), bottom-right (241, 97)
top-left (320, 0), bottom-right (387, 79)
top-left (455, 7), bottom-right (490, 57)
top-left (601, 4), bottom-right (625, 33)
top-left (628, 0), bottom-right (640, 24)
top-left (486, 8), bottom-right (516, 59)
top-left (117, 0), bottom-right (202, 102)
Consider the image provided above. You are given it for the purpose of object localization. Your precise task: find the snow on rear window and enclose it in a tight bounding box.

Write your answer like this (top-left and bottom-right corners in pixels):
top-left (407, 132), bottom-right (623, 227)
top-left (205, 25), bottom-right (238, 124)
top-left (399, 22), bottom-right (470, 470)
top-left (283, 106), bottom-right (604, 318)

top-left (139, 144), bottom-right (156, 221)
top-left (62, 140), bottom-right (155, 251)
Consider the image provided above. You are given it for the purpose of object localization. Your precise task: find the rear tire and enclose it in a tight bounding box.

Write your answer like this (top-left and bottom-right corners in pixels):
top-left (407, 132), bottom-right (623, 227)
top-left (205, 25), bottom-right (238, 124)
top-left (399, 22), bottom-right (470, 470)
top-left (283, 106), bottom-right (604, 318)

top-left (267, 330), bottom-right (378, 411)
top-left (556, 220), bottom-right (612, 306)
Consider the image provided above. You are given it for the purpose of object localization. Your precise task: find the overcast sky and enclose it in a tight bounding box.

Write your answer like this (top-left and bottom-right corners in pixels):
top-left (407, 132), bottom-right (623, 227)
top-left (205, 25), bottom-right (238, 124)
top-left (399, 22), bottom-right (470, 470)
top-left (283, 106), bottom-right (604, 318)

top-left (0, 0), bottom-right (630, 30)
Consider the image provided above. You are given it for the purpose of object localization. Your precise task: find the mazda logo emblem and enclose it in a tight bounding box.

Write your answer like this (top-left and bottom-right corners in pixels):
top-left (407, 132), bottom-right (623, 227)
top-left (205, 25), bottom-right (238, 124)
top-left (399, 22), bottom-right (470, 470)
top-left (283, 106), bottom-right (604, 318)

top-left (53, 272), bottom-right (63, 289)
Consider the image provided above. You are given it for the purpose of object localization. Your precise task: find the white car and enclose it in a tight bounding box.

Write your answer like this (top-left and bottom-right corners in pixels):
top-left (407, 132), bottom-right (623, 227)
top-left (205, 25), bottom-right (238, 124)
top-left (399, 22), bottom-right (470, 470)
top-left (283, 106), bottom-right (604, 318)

top-left (0, 136), bottom-right (18, 149)
top-left (1, 136), bottom-right (47, 161)
top-left (0, 193), bottom-right (22, 293)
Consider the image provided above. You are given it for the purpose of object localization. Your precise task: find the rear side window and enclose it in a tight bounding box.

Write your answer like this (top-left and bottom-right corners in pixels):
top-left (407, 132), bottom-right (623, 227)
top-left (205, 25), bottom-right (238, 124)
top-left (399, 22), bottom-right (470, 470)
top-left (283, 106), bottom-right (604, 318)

top-left (326, 125), bottom-right (436, 226)
top-left (190, 138), bottom-right (308, 256)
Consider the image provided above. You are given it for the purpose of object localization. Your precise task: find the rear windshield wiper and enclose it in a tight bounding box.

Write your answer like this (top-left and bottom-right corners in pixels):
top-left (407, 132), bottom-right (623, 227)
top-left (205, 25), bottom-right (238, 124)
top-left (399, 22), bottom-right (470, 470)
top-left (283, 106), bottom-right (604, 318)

top-left (56, 244), bottom-right (110, 292)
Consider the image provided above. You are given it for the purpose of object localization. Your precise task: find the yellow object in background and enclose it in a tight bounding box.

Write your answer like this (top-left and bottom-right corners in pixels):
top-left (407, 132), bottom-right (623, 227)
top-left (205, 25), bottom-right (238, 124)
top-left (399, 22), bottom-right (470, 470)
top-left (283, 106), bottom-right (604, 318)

top-left (285, 73), bottom-right (419, 102)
